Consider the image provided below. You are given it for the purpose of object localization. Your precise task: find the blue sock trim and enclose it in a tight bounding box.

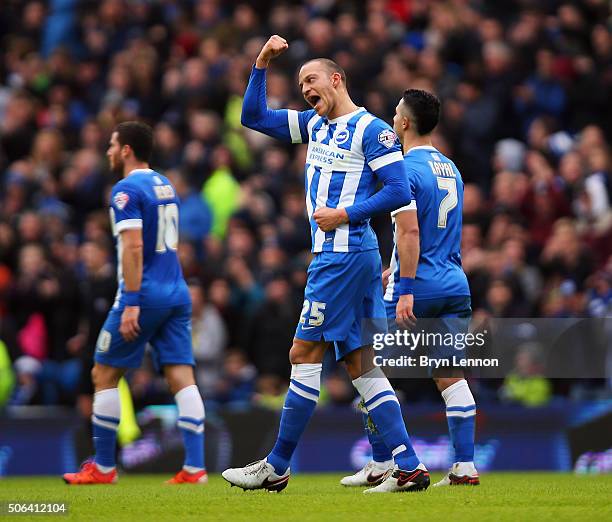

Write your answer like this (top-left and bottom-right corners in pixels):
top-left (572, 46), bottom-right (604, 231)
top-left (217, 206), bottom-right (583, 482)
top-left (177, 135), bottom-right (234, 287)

top-left (364, 389), bottom-right (396, 408)
top-left (178, 416), bottom-right (204, 425)
top-left (93, 413), bottom-right (120, 425)
top-left (446, 405), bottom-right (476, 413)
top-left (289, 379), bottom-right (320, 397)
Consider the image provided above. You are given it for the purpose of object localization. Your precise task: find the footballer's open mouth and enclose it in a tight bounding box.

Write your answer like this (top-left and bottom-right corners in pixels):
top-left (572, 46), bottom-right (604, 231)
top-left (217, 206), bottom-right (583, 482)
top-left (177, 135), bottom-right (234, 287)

top-left (307, 95), bottom-right (322, 109)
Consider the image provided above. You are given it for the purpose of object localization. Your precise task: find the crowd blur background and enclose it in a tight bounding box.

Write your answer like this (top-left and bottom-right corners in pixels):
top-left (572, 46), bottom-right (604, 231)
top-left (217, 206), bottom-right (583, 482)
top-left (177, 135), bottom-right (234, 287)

top-left (0, 0), bottom-right (611, 418)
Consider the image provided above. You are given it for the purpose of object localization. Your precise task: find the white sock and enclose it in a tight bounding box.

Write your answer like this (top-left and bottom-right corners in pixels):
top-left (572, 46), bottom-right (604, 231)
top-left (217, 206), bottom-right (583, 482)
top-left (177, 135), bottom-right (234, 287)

top-left (290, 363), bottom-right (322, 392)
top-left (441, 379), bottom-right (476, 466)
top-left (441, 379), bottom-right (475, 409)
top-left (352, 368), bottom-right (398, 409)
top-left (93, 387), bottom-right (121, 421)
top-left (183, 465), bottom-right (204, 473)
top-left (175, 384), bottom-right (205, 472)
top-left (175, 384), bottom-right (205, 422)
top-left (95, 463), bottom-right (115, 473)
top-left (92, 388), bottom-right (121, 472)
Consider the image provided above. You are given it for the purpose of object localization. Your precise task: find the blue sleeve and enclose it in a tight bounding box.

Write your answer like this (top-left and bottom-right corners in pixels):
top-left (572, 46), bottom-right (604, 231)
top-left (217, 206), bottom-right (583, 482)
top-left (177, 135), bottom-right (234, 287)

top-left (391, 167), bottom-right (417, 216)
top-left (344, 119), bottom-right (410, 223)
top-left (241, 66), bottom-right (316, 143)
top-left (110, 181), bottom-right (143, 232)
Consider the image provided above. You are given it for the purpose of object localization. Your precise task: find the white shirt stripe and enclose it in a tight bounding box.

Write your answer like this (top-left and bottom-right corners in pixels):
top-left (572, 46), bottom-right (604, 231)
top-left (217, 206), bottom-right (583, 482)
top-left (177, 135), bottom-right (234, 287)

top-left (333, 171), bottom-right (362, 252)
top-left (368, 151), bottom-right (404, 171)
top-left (287, 109), bottom-right (302, 143)
top-left (307, 114), bottom-right (320, 140)
top-left (313, 169), bottom-right (333, 251)
top-left (330, 113), bottom-right (375, 252)
top-left (351, 113), bottom-right (375, 151)
top-left (305, 164), bottom-right (316, 220)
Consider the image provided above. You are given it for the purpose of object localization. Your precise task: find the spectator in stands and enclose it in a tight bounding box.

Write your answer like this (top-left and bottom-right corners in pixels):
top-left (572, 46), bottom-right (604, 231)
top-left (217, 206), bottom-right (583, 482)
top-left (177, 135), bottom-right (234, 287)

top-left (0, 0), bottom-right (610, 409)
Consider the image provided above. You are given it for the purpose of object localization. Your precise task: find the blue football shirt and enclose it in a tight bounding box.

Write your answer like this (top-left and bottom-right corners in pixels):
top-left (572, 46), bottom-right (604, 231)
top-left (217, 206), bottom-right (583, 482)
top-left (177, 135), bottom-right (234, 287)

top-left (384, 146), bottom-right (470, 302)
top-left (109, 169), bottom-right (190, 309)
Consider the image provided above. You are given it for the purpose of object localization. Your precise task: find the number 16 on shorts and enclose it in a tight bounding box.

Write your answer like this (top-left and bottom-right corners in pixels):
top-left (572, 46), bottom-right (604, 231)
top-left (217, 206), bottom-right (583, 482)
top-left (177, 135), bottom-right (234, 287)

top-left (300, 300), bottom-right (326, 328)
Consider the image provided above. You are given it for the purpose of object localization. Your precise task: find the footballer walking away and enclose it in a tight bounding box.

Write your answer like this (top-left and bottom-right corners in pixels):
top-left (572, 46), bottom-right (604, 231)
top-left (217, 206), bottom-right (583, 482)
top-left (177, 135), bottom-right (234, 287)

top-left (63, 122), bottom-right (207, 485)
top-left (221, 35), bottom-right (430, 494)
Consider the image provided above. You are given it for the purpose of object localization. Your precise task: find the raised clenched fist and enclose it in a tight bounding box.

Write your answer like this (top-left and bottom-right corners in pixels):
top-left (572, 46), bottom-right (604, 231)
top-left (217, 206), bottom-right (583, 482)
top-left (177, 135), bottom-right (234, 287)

top-left (256, 35), bottom-right (289, 68)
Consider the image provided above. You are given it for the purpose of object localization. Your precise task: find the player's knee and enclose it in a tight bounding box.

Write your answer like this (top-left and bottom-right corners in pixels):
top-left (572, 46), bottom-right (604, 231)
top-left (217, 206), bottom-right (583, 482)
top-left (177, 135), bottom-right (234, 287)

top-left (343, 347), bottom-right (375, 380)
top-left (433, 375), bottom-right (463, 392)
top-left (164, 365), bottom-right (196, 395)
top-left (289, 339), bottom-right (325, 365)
top-left (91, 365), bottom-right (103, 389)
top-left (91, 364), bottom-right (121, 391)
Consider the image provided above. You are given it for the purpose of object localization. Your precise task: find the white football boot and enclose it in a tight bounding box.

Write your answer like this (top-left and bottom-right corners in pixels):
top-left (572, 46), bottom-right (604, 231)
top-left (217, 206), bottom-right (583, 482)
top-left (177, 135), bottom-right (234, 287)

top-left (363, 463), bottom-right (430, 493)
top-left (222, 459), bottom-right (290, 492)
top-left (433, 462), bottom-right (480, 486)
top-left (340, 460), bottom-right (394, 487)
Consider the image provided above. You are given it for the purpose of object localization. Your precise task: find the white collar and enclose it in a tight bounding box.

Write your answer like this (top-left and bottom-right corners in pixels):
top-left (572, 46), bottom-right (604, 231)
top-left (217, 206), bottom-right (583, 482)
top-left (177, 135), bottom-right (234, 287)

top-left (405, 145), bottom-right (437, 154)
top-left (127, 168), bottom-right (154, 176)
top-left (326, 107), bottom-right (366, 124)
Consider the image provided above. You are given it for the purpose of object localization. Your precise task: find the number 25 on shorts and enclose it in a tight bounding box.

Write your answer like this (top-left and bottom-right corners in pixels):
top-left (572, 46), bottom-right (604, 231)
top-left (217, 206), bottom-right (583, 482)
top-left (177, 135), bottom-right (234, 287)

top-left (300, 300), bottom-right (326, 327)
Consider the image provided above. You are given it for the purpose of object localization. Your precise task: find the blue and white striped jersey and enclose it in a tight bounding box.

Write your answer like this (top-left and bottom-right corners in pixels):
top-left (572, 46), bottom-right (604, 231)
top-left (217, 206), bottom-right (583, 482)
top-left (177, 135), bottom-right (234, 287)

top-left (289, 107), bottom-right (404, 252)
top-left (384, 146), bottom-right (470, 302)
top-left (242, 67), bottom-right (407, 254)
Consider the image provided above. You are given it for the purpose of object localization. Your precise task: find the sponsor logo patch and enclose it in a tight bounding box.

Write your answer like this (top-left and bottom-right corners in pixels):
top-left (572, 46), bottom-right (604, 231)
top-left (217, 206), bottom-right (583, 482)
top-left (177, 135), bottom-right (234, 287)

top-left (114, 191), bottom-right (129, 210)
top-left (378, 129), bottom-right (397, 149)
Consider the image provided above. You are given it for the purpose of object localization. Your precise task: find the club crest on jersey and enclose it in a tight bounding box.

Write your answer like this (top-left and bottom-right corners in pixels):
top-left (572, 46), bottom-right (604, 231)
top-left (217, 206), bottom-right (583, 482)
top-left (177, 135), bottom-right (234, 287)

top-left (334, 129), bottom-right (350, 145)
top-left (114, 191), bottom-right (129, 210)
top-left (378, 129), bottom-right (397, 149)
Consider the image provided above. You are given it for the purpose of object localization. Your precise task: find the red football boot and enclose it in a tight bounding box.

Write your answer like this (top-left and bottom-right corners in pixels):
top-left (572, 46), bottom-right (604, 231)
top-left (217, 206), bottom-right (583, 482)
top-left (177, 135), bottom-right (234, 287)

top-left (63, 461), bottom-right (117, 485)
top-left (166, 469), bottom-right (208, 484)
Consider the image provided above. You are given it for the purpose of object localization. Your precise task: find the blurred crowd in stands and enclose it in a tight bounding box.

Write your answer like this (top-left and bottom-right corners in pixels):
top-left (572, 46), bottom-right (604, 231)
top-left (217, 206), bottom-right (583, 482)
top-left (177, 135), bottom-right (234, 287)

top-left (0, 0), bottom-right (611, 413)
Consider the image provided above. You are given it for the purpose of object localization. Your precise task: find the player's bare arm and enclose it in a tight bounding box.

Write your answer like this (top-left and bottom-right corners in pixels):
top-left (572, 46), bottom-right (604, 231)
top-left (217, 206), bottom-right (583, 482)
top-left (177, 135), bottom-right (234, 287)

top-left (255, 35), bottom-right (288, 69)
top-left (119, 228), bottom-right (143, 342)
top-left (395, 209), bottom-right (419, 327)
top-left (382, 267), bottom-right (391, 292)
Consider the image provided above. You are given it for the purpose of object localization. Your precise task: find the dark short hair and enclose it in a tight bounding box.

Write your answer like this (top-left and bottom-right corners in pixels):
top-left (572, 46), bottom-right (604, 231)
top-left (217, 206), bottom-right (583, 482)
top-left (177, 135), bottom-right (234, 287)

top-left (303, 58), bottom-right (347, 84)
top-left (401, 89), bottom-right (440, 136)
top-left (114, 121), bottom-right (154, 162)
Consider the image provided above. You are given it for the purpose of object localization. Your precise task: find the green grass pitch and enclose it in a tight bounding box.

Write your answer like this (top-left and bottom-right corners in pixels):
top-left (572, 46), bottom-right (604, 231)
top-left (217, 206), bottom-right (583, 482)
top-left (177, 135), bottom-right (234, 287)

top-left (1, 473), bottom-right (610, 521)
